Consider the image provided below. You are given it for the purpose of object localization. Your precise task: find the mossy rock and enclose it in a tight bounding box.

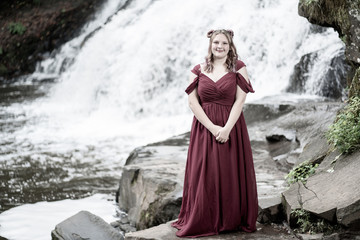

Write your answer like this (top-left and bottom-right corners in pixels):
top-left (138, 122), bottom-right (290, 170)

top-left (349, 67), bottom-right (360, 98)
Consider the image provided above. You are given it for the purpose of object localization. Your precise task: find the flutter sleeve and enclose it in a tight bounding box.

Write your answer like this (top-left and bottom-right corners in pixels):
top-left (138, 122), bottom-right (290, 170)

top-left (235, 60), bottom-right (254, 93)
top-left (185, 64), bottom-right (201, 95)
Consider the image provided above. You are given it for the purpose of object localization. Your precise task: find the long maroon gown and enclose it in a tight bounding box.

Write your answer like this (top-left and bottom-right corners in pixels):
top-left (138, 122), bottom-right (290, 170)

top-left (171, 60), bottom-right (258, 238)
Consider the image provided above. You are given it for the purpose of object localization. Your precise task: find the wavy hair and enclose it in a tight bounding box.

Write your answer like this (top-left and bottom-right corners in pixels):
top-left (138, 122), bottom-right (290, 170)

top-left (204, 29), bottom-right (238, 73)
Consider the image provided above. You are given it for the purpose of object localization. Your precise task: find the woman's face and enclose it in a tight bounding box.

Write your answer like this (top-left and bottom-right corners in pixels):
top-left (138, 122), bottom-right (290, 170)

top-left (211, 33), bottom-right (230, 60)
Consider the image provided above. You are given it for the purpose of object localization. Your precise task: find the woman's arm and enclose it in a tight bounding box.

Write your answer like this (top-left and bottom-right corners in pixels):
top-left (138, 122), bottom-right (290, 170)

top-left (216, 67), bottom-right (250, 143)
top-left (187, 72), bottom-right (222, 137)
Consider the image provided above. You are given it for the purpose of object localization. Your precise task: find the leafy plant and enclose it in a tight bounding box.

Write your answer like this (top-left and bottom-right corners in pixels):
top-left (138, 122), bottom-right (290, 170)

top-left (8, 22), bottom-right (26, 35)
top-left (305, 0), bottom-right (319, 5)
top-left (291, 208), bottom-right (337, 234)
top-left (285, 161), bottom-right (318, 184)
top-left (327, 96), bottom-right (360, 154)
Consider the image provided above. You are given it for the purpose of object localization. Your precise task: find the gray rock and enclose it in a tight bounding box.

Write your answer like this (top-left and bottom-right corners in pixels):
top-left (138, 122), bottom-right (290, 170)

top-left (51, 210), bottom-right (123, 240)
top-left (118, 133), bottom-right (188, 230)
top-left (125, 220), bottom-right (297, 240)
top-left (282, 150), bottom-right (360, 228)
top-left (297, 233), bottom-right (323, 240)
top-left (296, 135), bottom-right (330, 165)
top-left (257, 196), bottom-right (284, 224)
top-left (243, 103), bottom-right (295, 124)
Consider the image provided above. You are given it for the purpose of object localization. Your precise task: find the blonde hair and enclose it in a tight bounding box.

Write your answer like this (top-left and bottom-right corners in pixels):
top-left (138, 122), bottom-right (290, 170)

top-left (204, 29), bottom-right (238, 73)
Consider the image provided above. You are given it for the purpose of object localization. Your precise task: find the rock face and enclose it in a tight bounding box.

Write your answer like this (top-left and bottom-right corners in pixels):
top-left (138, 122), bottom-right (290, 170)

top-left (298, 0), bottom-right (360, 97)
top-left (117, 101), bottom-right (344, 233)
top-left (51, 210), bottom-right (124, 240)
top-left (0, 0), bottom-right (108, 82)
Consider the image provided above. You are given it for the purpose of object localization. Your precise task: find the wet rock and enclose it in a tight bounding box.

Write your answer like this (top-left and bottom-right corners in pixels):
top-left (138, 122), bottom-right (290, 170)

top-left (286, 49), bottom-right (350, 99)
top-left (125, 220), bottom-right (297, 240)
top-left (282, 149), bottom-right (360, 228)
top-left (286, 51), bottom-right (318, 94)
top-left (51, 210), bottom-right (123, 240)
top-left (298, 0), bottom-right (360, 98)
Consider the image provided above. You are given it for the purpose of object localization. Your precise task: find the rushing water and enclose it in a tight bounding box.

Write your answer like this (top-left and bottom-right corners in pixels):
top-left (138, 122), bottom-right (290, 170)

top-left (0, 0), bottom-right (344, 238)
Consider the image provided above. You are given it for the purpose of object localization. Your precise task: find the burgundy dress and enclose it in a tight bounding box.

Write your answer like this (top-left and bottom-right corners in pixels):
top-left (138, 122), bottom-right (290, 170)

top-left (171, 60), bottom-right (258, 238)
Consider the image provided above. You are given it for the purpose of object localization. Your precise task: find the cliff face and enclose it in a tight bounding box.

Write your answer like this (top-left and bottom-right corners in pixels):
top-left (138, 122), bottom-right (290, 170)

top-left (298, 0), bottom-right (360, 97)
top-left (0, 0), bottom-right (107, 83)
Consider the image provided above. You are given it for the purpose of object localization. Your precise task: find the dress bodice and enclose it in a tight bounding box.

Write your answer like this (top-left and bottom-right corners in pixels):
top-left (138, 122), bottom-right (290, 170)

top-left (185, 60), bottom-right (254, 106)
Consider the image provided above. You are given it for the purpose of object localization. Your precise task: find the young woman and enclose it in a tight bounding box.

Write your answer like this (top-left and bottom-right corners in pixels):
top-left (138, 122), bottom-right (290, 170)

top-left (171, 29), bottom-right (258, 238)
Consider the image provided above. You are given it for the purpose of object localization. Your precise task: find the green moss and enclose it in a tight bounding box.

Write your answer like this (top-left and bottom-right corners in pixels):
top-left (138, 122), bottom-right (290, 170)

top-left (349, 68), bottom-right (360, 98)
top-left (327, 96), bottom-right (360, 154)
top-left (8, 22), bottom-right (26, 35)
top-left (305, 0), bottom-right (319, 5)
top-left (0, 64), bottom-right (8, 74)
top-left (285, 161), bottom-right (319, 184)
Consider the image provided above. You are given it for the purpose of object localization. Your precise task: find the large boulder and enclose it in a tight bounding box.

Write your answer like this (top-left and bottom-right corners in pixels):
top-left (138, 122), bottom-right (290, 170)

top-left (117, 133), bottom-right (189, 230)
top-left (282, 149), bottom-right (360, 229)
top-left (51, 210), bottom-right (123, 240)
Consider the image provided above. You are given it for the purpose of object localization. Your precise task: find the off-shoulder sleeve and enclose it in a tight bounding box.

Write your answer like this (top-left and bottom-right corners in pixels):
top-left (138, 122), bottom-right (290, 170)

top-left (236, 60), bottom-right (254, 93)
top-left (236, 59), bottom-right (246, 71)
top-left (185, 64), bottom-right (201, 95)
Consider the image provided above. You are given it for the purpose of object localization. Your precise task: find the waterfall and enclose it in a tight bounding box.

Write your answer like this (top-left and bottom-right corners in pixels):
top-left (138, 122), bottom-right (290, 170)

top-left (1, 0), bottom-right (344, 168)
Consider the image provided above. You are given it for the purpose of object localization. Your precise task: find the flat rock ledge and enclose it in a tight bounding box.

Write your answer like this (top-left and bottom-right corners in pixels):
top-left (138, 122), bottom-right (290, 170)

top-left (125, 220), bottom-right (297, 240)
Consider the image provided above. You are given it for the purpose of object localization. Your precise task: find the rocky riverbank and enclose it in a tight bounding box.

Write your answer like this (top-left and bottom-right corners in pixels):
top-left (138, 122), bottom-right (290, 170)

top-left (117, 100), bottom-right (360, 239)
top-left (0, 0), bottom-right (108, 82)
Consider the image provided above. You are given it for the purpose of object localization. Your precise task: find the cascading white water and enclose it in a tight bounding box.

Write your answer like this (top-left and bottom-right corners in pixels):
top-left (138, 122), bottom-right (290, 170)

top-left (1, 0), bottom-right (344, 171)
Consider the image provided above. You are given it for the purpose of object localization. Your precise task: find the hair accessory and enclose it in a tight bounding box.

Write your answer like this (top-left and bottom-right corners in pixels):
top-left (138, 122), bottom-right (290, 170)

top-left (207, 30), bottom-right (214, 38)
top-left (226, 29), bottom-right (234, 37)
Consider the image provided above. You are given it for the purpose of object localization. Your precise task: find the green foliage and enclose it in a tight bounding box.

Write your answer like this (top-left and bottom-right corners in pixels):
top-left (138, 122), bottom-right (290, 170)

top-left (305, 0), bottom-right (319, 5)
top-left (327, 96), bottom-right (360, 154)
top-left (291, 209), bottom-right (337, 234)
top-left (0, 64), bottom-right (8, 74)
top-left (0, 46), bottom-right (3, 55)
top-left (286, 161), bottom-right (318, 184)
top-left (340, 34), bottom-right (348, 44)
top-left (8, 22), bottom-right (26, 35)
